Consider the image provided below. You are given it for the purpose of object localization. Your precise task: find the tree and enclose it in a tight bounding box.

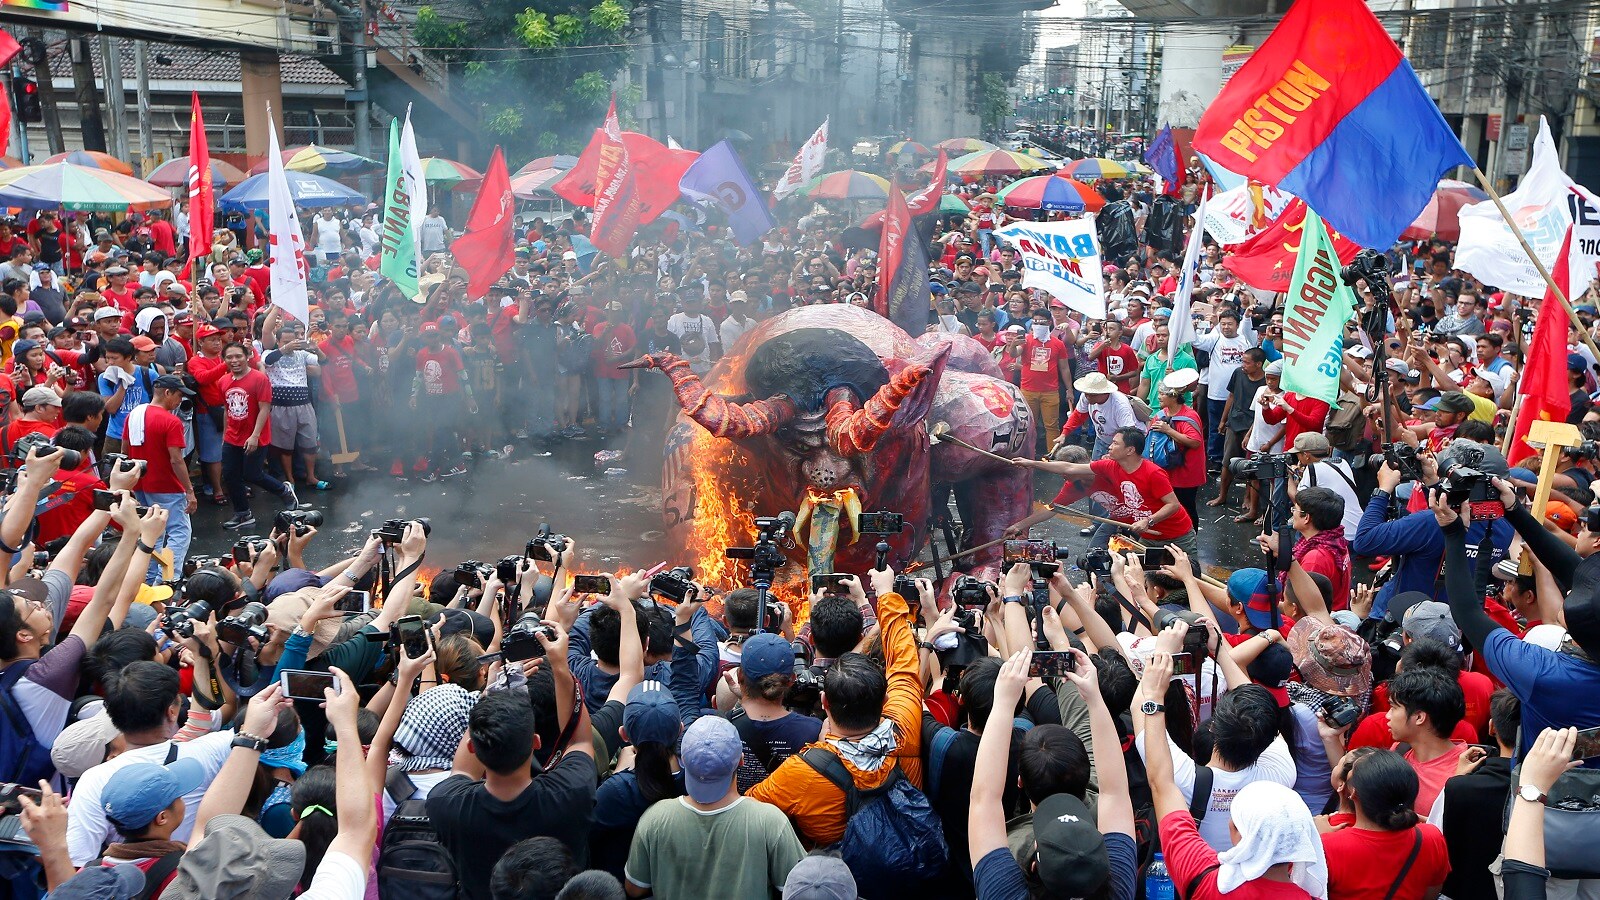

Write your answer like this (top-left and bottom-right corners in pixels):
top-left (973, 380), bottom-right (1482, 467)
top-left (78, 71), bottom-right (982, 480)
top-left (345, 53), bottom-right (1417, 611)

top-left (412, 0), bottom-right (636, 155)
top-left (979, 73), bottom-right (1010, 137)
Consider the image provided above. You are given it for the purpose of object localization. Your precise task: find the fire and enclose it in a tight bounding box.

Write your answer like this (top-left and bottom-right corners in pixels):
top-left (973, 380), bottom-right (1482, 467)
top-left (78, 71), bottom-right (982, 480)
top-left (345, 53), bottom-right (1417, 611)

top-left (686, 428), bottom-right (759, 590)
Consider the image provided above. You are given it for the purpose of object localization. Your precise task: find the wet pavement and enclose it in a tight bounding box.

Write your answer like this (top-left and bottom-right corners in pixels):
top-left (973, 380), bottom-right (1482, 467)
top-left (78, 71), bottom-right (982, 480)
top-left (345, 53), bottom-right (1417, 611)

top-left (186, 439), bottom-right (1274, 580)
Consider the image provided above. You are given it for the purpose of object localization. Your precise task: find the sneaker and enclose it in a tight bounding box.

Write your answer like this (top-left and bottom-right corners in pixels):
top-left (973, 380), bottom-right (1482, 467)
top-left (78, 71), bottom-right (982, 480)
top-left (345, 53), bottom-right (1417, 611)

top-left (1079, 525), bottom-right (1094, 536)
top-left (389, 460), bottom-right (405, 478)
top-left (412, 456), bottom-right (429, 473)
top-left (281, 481), bottom-right (305, 510)
top-left (223, 513), bottom-right (256, 529)
top-left (419, 471), bottom-right (439, 483)
top-left (462, 450), bottom-right (474, 460)
top-left (442, 464), bottom-right (468, 478)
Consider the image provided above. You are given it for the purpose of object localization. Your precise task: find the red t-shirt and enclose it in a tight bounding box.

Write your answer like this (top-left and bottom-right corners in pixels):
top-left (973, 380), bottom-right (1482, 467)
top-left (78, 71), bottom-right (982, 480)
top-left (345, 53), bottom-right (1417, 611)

top-left (1019, 335), bottom-right (1068, 393)
top-left (0, 419), bottom-right (57, 467)
top-left (127, 405), bottom-right (186, 494)
top-left (1087, 458), bottom-right (1193, 539)
top-left (1322, 824), bottom-right (1450, 900)
top-left (35, 465), bottom-right (103, 546)
top-left (148, 219), bottom-right (177, 257)
top-left (1159, 811), bottom-right (1315, 900)
top-left (1097, 343), bottom-right (1141, 390)
top-left (1364, 670), bottom-right (1496, 743)
top-left (972, 333), bottom-right (1002, 352)
top-left (220, 369), bottom-right (272, 447)
top-left (318, 335), bottom-right (361, 403)
top-left (186, 354), bottom-right (228, 407)
top-left (1261, 393), bottom-right (1330, 450)
top-left (1158, 405), bottom-right (1207, 489)
top-left (1346, 711), bottom-right (1478, 754)
top-left (416, 346), bottom-right (464, 395)
top-left (1407, 743), bottom-right (1469, 815)
top-left (592, 323), bottom-right (637, 380)
top-left (101, 284), bottom-right (137, 314)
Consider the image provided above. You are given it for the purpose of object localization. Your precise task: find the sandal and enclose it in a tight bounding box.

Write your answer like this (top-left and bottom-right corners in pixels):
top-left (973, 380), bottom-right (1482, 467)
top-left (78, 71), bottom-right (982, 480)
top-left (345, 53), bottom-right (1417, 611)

top-left (1231, 512), bottom-right (1256, 523)
top-left (310, 480), bottom-right (333, 491)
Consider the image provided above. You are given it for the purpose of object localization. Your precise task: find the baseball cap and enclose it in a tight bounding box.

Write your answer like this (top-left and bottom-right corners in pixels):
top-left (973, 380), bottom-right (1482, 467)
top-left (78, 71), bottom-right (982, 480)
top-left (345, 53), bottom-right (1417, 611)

top-left (1347, 345), bottom-right (1373, 360)
top-left (105, 265), bottom-right (129, 275)
top-left (1247, 641), bottom-right (1295, 707)
top-left (1032, 793), bottom-right (1110, 895)
top-left (680, 715), bottom-right (743, 803)
top-left (245, 249), bottom-right (264, 263)
top-left (1004, 324), bottom-right (1026, 335)
top-left (50, 865), bottom-right (146, 900)
top-left (129, 335), bottom-right (157, 352)
top-left (1384, 590), bottom-right (1433, 626)
top-left (101, 758), bottom-right (205, 831)
top-left (1434, 391), bottom-right (1476, 414)
top-left (729, 290), bottom-right (749, 303)
top-left (21, 386), bottom-right (61, 409)
top-left (623, 682), bottom-right (682, 746)
top-left (929, 283), bottom-right (948, 296)
top-left (196, 323), bottom-right (223, 339)
top-left (1572, 353), bottom-right (1590, 373)
top-left (151, 374), bottom-right (196, 397)
top-left (782, 854), bottom-right (857, 900)
top-left (562, 250), bottom-right (578, 261)
top-left (51, 710), bottom-right (121, 777)
top-left (1227, 567), bottom-right (1276, 630)
top-left (1403, 600), bottom-right (1461, 650)
top-left (93, 307), bottom-right (123, 321)
top-left (740, 632), bottom-right (794, 679)
top-left (420, 323), bottom-right (440, 334)
top-left (1291, 432), bottom-right (1331, 455)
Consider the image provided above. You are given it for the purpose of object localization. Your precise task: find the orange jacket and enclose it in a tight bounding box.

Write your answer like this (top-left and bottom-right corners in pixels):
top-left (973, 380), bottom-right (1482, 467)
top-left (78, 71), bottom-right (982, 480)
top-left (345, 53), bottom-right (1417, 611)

top-left (745, 589), bottom-right (922, 847)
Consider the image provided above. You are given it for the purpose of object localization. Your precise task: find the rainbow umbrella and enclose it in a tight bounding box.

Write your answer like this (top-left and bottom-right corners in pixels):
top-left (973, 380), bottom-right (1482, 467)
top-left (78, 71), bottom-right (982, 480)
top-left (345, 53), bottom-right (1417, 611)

top-left (948, 149), bottom-right (1051, 181)
top-left (219, 170), bottom-right (368, 212)
top-left (804, 170), bottom-right (890, 201)
top-left (886, 140), bottom-right (931, 158)
top-left (939, 194), bottom-right (970, 215)
top-left (1401, 179), bottom-right (1488, 241)
top-left (144, 155), bottom-right (249, 188)
top-left (248, 145), bottom-right (380, 176)
top-left (935, 138), bottom-right (996, 154)
top-left (41, 150), bottom-right (134, 176)
top-left (419, 157), bottom-right (484, 190)
top-left (995, 175), bottom-right (1106, 213)
top-left (1065, 157), bottom-right (1139, 179)
top-left (0, 162), bottom-right (172, 211)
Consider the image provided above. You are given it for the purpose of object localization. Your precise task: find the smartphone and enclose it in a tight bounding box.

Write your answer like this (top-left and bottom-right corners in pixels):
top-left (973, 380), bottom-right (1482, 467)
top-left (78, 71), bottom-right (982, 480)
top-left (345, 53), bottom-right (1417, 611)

top-left (1143, 547), bottom-right (1173, 570)
top-left (335, 590), bottom-right (371, 614)
top-left (857, 512), bottom-right (905, 534)
top-left (279, 669), bottom-right (340, 701)
top-left (1572, 726), bottom-right (1600, 760)
top-left (1171, 652), bottom-right (1198, 676)
top-left (477, 651), bottom-right (504, 666)
top-left (572, 574), bottom-right (611, 595)
top-left (402, 623), bottom-right (432, 660)
top-left (0, 783), bottom-right (42, 813)
top-left (1002, 540), bottom-right (1056, 565)
top-left (1028, 650), bottom-right (1077, 678)
top-left (92, 488), bottom-right (118, 511)
top-left (810, 573), bottom-right (853, 595)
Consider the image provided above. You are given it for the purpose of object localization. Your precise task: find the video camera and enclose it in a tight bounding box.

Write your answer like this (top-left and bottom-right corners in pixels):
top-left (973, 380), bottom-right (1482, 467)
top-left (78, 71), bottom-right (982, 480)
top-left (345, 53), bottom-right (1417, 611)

top-left (216, 601), bottom-right (269, 645)
top-left (649, 566), bottom-right (697, 603)
top-left (725, 512), bottom-right (794, 593)
top-left (1227, 451), bottom-right (1294, 482)
top-left (524, 523), bottom-right (570, 563)
top-left (501, 610), bottom-right (556, 663)
top-left (1339, 248), bottom-right (1392, 290)
top-left (160, 599), bottom-right (212, 640)
top-left (1077, 548), bottom-right (1113, 578)
top-left (1434, 449), bottom-right (1504, 522)
top-left (375, 517), bottom-right (431, 544)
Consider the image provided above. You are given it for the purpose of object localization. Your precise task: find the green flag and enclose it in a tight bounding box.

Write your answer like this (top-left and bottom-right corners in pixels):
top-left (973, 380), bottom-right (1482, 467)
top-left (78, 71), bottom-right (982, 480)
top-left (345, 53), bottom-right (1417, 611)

top-left (1279, 211), bottom-right (1357, 404)
top-left (379, 118), bottom-right (419, 298)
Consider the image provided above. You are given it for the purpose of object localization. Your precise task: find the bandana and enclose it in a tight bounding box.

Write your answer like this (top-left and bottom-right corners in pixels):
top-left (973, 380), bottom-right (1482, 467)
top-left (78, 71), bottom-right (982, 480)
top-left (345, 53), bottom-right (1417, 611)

top-left (1292, 525), bottom-right (1349, 580)
top-left (394, 685), bottom-right (478, 772)
top-left (1215, 782), bottom-right (1328, 897)
top-left (260, 729), bottom-right (308, 777)
top-left (824, 719), bottom-right (898, 772)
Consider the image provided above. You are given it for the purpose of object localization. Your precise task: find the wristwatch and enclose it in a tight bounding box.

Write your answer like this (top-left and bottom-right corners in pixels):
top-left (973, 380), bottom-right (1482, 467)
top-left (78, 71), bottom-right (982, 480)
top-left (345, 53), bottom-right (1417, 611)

top-left (231, 731), bottom-right (268, 752)
top-left (1140, 700), bottom-right (1165, 715)
top-left (1519, 783), bottom-right (1549, 805)
top-left (1001, 595), bottom-right (1027, 605)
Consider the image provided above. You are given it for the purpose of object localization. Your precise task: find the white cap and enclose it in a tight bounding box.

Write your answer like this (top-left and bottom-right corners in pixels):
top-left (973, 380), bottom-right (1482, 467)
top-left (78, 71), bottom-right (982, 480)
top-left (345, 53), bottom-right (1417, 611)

top-left (1264, 359), bottom-right (1284, 376)
top-left (562, 250), bottom-right (578, 261)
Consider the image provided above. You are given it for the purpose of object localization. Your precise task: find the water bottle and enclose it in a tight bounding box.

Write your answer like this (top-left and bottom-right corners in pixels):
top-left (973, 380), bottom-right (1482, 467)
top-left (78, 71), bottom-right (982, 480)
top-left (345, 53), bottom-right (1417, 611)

top-left (1146, 851), bottom-right (1176, 900)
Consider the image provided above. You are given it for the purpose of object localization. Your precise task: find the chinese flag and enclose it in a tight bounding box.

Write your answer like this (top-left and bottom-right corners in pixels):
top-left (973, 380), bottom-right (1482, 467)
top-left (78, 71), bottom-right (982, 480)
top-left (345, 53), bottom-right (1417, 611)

top-left (1220, 198), bottom-right (1360, 292)
top-left (450, 146), bottom-right (517, 297)
top-left (1509, 225), bottom-right (1575, 467)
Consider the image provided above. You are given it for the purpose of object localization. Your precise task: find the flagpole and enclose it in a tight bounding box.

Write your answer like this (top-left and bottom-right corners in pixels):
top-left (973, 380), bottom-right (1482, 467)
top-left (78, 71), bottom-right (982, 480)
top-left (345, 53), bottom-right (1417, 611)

top-left (1470, 165), bottom-right (1600, 365)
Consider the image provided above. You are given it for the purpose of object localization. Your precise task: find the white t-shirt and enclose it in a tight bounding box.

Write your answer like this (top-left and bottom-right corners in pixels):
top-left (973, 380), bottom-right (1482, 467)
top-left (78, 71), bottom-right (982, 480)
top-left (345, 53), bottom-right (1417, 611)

top-left (1136, 729), bottom-right (1297, 851)
top-left (380, 769), bottom-right (454, 824)
top-left (66, 731), bottom-right (235, 865)
top-left (1247, 386), bottom-right (1287, 453)
top-left (1299, 458), bottom-right (1362, 536)
top-left (667, 313), bottom-right (720, 375)
top-left (296, 850), bottom-right (369, 900)
top-left (1193, 329), bottom-right (1256, 401)
top-left (1073, 391), bottom-right (1143, 447)
top-left (720, 316), bottom-right (757, 352)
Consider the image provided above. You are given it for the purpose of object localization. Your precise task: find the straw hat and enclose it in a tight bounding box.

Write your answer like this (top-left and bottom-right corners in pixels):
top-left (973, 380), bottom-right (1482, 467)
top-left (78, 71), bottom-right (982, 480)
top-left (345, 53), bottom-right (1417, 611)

top-left (1072, 372), bottom-right (1119, 394)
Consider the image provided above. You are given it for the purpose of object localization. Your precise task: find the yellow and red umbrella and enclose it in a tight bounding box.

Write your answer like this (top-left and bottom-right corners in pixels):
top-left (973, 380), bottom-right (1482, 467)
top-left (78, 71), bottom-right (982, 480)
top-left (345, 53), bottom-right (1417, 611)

top-left (41, 150), bottom-right (134, 176)
top-left (995, 175), bottom-right (1105, 213)
top-left (935, 138), bottom-right (997, 154)
top-left (886, 140), bottom-right (932, 158)
top-left (248, 145), bottom-right (380, 176)
top-left (948, 149), bottom-right (1051, 181)
top-left (144, 155), bottom-right (249, 188)
top-left (0, 162), bottom-right (172, 211)
top-left (419, 157), bottom-right (483, 191)
top-left (1064, 157), bottom-right (1141, 179)
top-left (804, 170), bottom-right (890, 201)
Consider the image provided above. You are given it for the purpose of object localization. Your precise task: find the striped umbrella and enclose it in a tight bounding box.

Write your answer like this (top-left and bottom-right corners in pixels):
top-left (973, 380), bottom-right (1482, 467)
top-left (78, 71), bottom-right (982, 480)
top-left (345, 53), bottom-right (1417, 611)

top-left (144, 155), bottom-right (249, 188)
top-left (0, 162), bottom-right (172, 211)
top-left (419, 157), bottom-right (484, 189)
top-left (511, 155), bottom-right (578, 199)
top-left (1401, 179), bottom-right (1488, 241)
top-left (219, 170), bottom-right (368, 212)
top-left (804, 170), bottom-right (890, 201)
top-left (935, 138), bottom-right (996, 154)
top-left (1065, 157), bottom-right (1139, 179)
top-left (886, 140), bottom-right (931, 158)
top-left (939, 194), bottom-right (971, 215)
top-left (41, 150), bottom-right (134, 176)
top-left (948, 149), bottom-right (1051, 181)
top-left (248, 145), bottom-right (381, 176)
top-left (995, 175), bottom-right (1106, 213)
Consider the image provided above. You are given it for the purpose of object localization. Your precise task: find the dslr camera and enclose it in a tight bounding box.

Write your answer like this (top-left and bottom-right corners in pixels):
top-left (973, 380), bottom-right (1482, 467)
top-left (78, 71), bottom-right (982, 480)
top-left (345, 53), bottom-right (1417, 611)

top-left (1227, 451), bottom-right (1293, 482)
top-left (524, 523), bottom-right (569, 562)
top-left (101, 454), bottom-right (145, 479)
top-left (455, 560), bottom-right (494, 589)
top-left (784, 638), bottom-right (823, 712)
top-left (495, 555), bottom-right (525, 584)
top-left (274, 509), bottom-right (324, 536)
top-left (1077, 548), bottom-right (1113, 578)
top-left (1320, 695), bottom-right (1361, 729)
top-left (1434, 461), bottom-right (1503, 522)
top-left (1383, 442), bottom-right (1424, 482)
top-left (501, 610), bottom-right (556, 663)
top-left (648, 566), bottom-right (697, 603)
top-left (951, 575), bottom-right (995, 633)
top-left (216, 601), bottom-right (269, 645)
top-left (1153, 608), bottom-right (1212, 659)
top-left (375, 517), bottom-right (432, 544)
top-left (161, 599), bottom-right (212, 640)
top-left (13, 432), bottom-right (81, 470)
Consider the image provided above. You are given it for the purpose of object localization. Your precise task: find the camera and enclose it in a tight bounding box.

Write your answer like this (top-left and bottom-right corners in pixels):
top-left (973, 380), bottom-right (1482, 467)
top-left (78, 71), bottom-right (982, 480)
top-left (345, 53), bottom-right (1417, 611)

top-left (1434, 460), bottom-right (1504, 522)
top-left (726, 512), bottom-right (794, 593)
top-left (1153, 608), bottom-right (1212, 659)
top-left (12, 431), bottom-right (81, 470)
top-left (1382, 442), bottom-right (1424, 482)
top-left (501, 610), bottom-right (556, 663)
top-left (785, 639), bottom-right (823, 712)
top-left (1077, 548), bottom-right (1113, 577)
top-left (495, 554), bottom-right (525, 584)
top-left (376, 517), bottom-right (432, 544)
top-left (1585, 505), bottom-right (1600, 534)
top-left (1320, 695), bottom-right (1361, 729)
top-left (232, 535), bottom-right (269, 566)
top-left (952, 574), bottom-right (994, 608)
top-left (183, 555), bottom-right (224, 580)
top-left (455, 560), bottom-right (494, 589)
top-left (1567, 441), bottom-right (1600, 461)
top-left (893, 574), bottom-right (919, 600)
top-left (216, 601), bottom-right (269, 645)
top-left (1339, 249), bottom-right (1392, 289)
top-left (274, 509), bottom-right (324, 536)
top-left (101, 453), bottom-right (144, 479)
top-left (856, 512), bottom-right (905, 535)
top-left (1002, 539), bottom-right (1071, 578)
top-left (649, 566), bottom-right (697, 602)
top-left (524, 523), bottom-right (569, 562)
top-left (160, 599), bottom-right (213, 640)
top-left (1227, 451), bottom-right (1293, 481)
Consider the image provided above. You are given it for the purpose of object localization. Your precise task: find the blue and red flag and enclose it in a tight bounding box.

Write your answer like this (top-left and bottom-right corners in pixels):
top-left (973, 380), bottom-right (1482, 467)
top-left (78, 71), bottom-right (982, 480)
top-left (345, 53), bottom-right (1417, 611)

top-left (1192, 0), bottom-right (1471, 249)
top-left (1144, 125), bottom-right (1181, 196)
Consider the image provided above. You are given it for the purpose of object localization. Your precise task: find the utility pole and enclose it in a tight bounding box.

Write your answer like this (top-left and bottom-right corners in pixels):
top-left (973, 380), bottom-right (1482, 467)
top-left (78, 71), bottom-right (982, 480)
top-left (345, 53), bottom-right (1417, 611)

top-left (134, 40), bottom-right (153, 175)
top-left (99, 36), bottom-right (128, 161)
top-left (351, 0), bottom-right (373, 194)
top-left (27, 28), bottom-right (64, 154)
top-left (70, 37), bottom-right (104, 152)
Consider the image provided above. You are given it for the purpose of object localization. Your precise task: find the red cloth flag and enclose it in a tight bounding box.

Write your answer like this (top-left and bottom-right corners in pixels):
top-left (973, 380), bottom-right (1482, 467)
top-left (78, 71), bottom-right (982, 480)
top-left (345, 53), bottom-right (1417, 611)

top-left (586, 97), bottom-right (644, 259)
top-left (0, 33), bottom-right (17, 163)
top-left (186, 92), bottom-right (214, 275)
top-left (0, 32), bottom-right (20, 68)
top-left (450, 146), bottom-right (517, 297)
top-left (1509, 225), bottom-right (1576, 467)
top-left (1219, 198), bottom-right (1360, 292)
top-left (552, 128), bottom-right (694, 227)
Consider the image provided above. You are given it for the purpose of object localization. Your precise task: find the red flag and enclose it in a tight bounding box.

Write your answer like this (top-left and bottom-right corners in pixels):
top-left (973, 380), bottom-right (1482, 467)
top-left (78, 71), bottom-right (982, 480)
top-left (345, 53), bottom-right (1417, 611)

top-left (185, 92), bottom-right (214, 276)
top-left (875, 182), bottom-right (910, 318)
top-left (1219, 198), bottom-right (1360, 292)
top-left (1509, 226), bottom-right (1576, 467)
top-left (552, 128), bottom-right (695, 226)
top-left (586, 98), bottom-right (644, 259)
top-left (450, 146), bottom-right (517, 297)
top-left (0, 32), bottom-right (20, 68)
top-left (0, 33), bottom-right (17, 163)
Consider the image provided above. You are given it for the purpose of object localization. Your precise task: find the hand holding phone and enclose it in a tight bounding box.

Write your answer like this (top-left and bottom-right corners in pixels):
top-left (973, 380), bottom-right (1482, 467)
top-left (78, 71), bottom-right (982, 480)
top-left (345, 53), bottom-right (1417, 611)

top-left (572, 574), bottom-right (611, 595)
top-left (1028, 651), bottom-right (1077, 678)
top-left (279, 669), bottom-right (341, 701)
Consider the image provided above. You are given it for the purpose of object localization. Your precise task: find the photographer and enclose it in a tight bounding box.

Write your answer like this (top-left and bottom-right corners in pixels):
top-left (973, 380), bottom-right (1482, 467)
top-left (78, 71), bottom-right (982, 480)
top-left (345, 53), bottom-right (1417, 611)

top-left (0, 386), bottom-right (62, 465)
top-left (1285, 433), bottom-right (1363, 539)
top-left (33, 426), bottom-right (108, 546)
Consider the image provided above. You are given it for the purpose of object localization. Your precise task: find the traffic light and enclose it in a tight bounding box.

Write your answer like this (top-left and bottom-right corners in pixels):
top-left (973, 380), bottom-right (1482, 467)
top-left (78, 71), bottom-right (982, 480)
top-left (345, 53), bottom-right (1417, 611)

top-left (11, 76), bottom-right (40, 123)
top-left (1066, 87), bottom-right (1075, 95)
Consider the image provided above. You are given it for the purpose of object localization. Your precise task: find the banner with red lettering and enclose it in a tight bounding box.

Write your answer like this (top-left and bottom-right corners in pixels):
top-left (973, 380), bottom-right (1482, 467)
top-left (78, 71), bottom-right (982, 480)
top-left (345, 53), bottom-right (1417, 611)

top-left (1278, 209), bottom-right (1357, 404)
top-left (994, 220), bottom-right (1105, 319)
top-left (588, 97), bottom-right (643, 258)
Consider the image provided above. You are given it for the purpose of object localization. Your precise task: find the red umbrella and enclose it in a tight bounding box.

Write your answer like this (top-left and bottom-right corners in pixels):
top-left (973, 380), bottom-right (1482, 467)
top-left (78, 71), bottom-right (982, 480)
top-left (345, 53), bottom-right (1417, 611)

top-left (1401, 179), bottom-right (1488, 241)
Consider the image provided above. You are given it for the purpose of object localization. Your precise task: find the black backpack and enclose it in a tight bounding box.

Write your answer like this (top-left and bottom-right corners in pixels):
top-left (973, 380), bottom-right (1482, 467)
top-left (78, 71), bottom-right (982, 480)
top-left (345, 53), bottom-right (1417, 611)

top-left (800, 747), bottom-right (947, 900)
top-left (377, 768), bottom-right (459, 900)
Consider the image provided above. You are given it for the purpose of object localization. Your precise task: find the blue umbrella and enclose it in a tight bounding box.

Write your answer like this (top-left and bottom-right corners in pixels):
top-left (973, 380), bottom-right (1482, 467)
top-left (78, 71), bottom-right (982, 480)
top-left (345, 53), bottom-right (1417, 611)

top-left (219, 170), bottom-right (367, 212)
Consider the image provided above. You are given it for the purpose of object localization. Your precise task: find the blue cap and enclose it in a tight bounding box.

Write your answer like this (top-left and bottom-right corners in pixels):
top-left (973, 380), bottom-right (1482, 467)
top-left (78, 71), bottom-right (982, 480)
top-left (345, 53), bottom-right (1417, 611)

top-left (49, 864), bottom-right (146, 900)
top-left (101, 758), bottom-right (204, 831)
top-left (1571, 353), bottom-right (1590, 373)
top-left (1579, 305), bottom-right (1599, 316)
top-left (681, 716), bottom-right (743, 803)
top-left (1227, 567), bottom-right (1276, 630)
top-left (623, 682), bottom-right (682, 747)
top-left (740, 632), bottom-right (794, 679)
top-left (1418, 396), bottom-right (1444, 411)
top-left (929, 282), bottom-right (947, 296)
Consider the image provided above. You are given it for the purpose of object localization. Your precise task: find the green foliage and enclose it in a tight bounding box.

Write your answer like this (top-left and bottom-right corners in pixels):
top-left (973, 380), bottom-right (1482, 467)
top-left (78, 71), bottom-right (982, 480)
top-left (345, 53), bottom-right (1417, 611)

top-left (571, 71), bottom-right (611, 105)
top-left (515, 10), bottom-right (558, 48)
top-left (484, 105), bottom-right (525, 135)
top-left (552, 13), bottom-right (585, 43)
top-left (589, 0), bottom-right (629, 32)
top-left (980, 72), bottom-right (1010, 133)
top-left (413, 6), bottom-right (469, 55)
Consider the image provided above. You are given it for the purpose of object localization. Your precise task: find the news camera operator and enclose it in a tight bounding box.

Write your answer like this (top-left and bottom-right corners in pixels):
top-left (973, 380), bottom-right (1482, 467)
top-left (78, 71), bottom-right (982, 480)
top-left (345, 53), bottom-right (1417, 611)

top-left (1285, 433), bottom-right (1363, 539)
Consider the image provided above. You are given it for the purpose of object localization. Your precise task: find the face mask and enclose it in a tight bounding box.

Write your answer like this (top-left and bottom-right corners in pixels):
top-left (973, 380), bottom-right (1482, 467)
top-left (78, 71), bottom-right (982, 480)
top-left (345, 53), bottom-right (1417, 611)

top-left (940, 315), bottom-right (959, 330)
top-left (1032, 324), bottom-right (1050, 340)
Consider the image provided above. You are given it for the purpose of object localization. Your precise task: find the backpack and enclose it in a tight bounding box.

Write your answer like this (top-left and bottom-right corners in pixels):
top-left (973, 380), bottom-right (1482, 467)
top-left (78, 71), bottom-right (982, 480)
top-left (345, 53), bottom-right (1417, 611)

top-left (1325, 391), bottom-right (1367, 451)
top-left (377, 768), bottom-right (460, 900)
top-left (1144, 415), bottom-right (1197, 469)
top-left (557, 327), bottom-right (595, 374)
top-left (0, 660), bottom-right (52, 787)
top-left (800, 747), bottom-right (947, 900)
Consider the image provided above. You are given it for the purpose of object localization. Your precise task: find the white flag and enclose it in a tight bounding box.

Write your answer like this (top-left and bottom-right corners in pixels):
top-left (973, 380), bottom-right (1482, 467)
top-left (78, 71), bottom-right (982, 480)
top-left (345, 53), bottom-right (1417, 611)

top-left (772, 118), bottom-right (828, 201)
top-left (1170, 189), bottom-right (1209, 358)
top-left (1456, 117), bottom-right (1584, 297)
top-left (667, 135), bottom-right (683, 150)
top-left (265, 115), bottom-right (309, 325)
top-left (995, 220), bottom-right (1105, 319)
top-left (399, 105), bottom-right (426, 262)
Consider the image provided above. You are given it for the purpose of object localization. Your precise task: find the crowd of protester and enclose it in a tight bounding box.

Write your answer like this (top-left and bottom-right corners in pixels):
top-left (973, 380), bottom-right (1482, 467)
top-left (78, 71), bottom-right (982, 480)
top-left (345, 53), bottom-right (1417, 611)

top-left (1, 146), bottom-right (1600, 900)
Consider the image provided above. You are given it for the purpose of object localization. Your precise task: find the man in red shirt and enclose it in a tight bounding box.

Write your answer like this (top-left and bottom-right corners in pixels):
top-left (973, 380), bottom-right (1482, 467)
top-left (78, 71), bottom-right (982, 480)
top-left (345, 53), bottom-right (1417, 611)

top-left (1091, 320), bottom-right (1141, 394)
top-left (186, 324), bottom-right (229, 504)
top-left (0, 386), bottom-right (61, 464)
top-left (127, 374), bottom-right (198, 581)
top-left (1261, 486), bottom-right (1351, 613)
top-left (1013, 425), bottom-right (1196, 554)
top-left (410, 323), bottom-right (475, 481)
top-left (1018, 311), bottom-right (1071, 456)
top-left (100, 266), bottom-right (137, 314)
top-left (33, 424), bottom-right (104, 545)
top-left (220, 342), bottom-right (297, 529)
top-left (591, 301), bottom-right (636, 437)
